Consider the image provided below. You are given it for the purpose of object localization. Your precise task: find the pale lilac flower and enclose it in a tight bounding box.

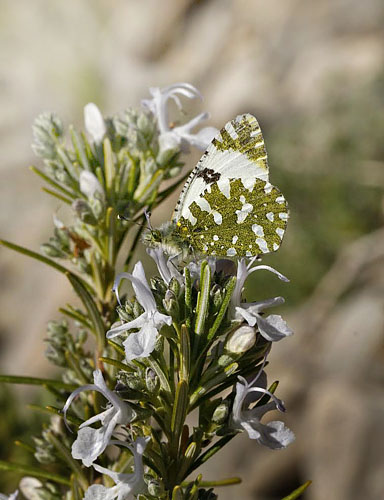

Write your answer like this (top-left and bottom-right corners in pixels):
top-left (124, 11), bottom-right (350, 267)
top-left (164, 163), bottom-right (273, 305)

top-left (0, 491), bottom-right (18, 500)
top-left (107, 262), bottom-right (172, 361)
top-left (79, 171), bottom-right (104, 200)
top-left (84, 103), bottom-right (107, 144)
top-left (63, 370), bottom-right (135, 467)
top-left (146, 247), bottom-right (183, 285)
top-left (142, 83), bottom-right (218, 152)
top-left (231, 373), bottom-right (295, 449)
top-left (84, 437), bottom-right (149, 500)
top-left (19, 477), bottom-right (43, 500)
top-left (230, 258), bottom-right (293, 342)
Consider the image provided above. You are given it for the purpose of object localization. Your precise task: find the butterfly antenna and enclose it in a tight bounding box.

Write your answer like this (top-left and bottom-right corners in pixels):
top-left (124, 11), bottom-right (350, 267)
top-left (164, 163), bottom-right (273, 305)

top-left (144, 209), bottom-right (153, 230)
top-left (117, 214), bottom-right (146, 228)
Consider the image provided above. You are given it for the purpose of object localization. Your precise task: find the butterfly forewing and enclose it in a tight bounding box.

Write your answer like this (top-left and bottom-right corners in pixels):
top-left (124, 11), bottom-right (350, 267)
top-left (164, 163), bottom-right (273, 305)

top-left (173, 114), bottom-right (269, 225)
top-left (177, 178), bottom-right (288, 257)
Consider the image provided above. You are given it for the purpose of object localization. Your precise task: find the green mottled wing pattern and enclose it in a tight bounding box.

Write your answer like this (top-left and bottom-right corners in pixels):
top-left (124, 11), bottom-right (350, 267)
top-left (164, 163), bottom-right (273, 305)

top-left (176, 178), bottom-right (288, 257)
top-left (173, 114), bottom-right (269, 223)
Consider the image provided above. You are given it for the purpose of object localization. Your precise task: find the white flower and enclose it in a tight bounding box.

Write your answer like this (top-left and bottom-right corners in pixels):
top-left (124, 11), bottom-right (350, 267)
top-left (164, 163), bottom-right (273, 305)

top-left (84, 437), bottom-right (149, 500)
top-left (63, 370), bottom-right (135, 467)
top-left (79, 171), bottom-right (104, 200)
top-left (84, 103), bottom-right (107, 144)
top-left (107, 262), bottom-right (172, 361)
top-left (0, 491), bottom-right (18, 500)
top-left (19, 477), bottom-right (43, 500)
top-left (146, 247), bottom-right (183, 285)
top-left (142, 83), bottom-right (218, 152)
top-left (231, 373), bottom-right (295, 449)
top-left (230, 258), bottom-right (293, 342)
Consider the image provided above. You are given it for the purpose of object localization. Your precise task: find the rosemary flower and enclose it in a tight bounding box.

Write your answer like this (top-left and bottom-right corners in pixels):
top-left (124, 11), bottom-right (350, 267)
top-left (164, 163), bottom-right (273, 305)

top-left (63, 370), bottom-right (135, 467)
top-left (84, 437), bottom-right (149, 499)
top-left (107, 262), bottom-right (172, 361)
top-left (142, 83), bottom-right (218, 152)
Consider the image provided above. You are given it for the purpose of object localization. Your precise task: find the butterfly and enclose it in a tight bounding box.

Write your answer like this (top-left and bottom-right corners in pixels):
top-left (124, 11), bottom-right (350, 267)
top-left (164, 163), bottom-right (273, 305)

top-left (143, 114), bottom-right (288, 259)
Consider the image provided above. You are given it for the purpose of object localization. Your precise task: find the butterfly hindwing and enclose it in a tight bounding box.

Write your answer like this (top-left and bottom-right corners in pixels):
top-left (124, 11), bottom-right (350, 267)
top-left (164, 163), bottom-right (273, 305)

top-left (176, 178), bottom-right (288, 257)
top-left (173, 114), bottom-right (269, 225)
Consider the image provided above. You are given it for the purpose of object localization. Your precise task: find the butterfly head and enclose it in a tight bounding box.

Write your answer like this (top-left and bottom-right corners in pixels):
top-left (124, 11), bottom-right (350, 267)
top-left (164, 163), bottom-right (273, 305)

top-left (142, 221), bottom-right (191, 258)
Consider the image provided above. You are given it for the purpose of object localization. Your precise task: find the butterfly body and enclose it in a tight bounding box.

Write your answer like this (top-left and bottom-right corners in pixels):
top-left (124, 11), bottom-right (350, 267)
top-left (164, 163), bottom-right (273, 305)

top-left (144, 114), bottom-right (288, 259)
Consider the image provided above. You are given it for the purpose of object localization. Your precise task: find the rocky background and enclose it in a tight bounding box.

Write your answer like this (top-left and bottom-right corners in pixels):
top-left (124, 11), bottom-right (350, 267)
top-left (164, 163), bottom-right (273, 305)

top-left (1, 0), bottom-right (384, 498)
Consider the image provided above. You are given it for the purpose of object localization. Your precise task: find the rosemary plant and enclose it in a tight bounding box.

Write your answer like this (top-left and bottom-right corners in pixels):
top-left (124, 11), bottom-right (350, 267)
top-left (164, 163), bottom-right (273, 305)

top-left (0, 83), bottom-right (310, 500)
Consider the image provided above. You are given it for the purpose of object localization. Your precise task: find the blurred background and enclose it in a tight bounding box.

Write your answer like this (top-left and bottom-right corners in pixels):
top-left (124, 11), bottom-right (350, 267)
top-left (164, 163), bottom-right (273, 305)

top-left (0, 0), bottom-right (383, 498)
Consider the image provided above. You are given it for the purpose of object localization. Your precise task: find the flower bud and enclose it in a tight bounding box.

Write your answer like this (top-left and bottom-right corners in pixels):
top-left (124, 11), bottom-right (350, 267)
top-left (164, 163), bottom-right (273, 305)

top-left (84, 103), bottom-right (106, 144)
top-left (147, 478), bottom-right (165, 497)
top-left (212, 401), bottom-right (229, 424)
top-left (40, 243), bottom-right (65, 258)
top-left (72, 199), bottom-right (97, 225)
top-left (163, 289), bottom-right (179, 317)
top-left (225, 325), bottom-right (257, 354)
top-left (145, 368), bottom-right (159, 393)
top-left (79, 171), bottom-right (104, 200)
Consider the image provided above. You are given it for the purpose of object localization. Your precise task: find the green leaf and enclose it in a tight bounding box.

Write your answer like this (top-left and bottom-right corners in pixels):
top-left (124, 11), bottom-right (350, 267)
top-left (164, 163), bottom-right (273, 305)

top-left (99, 356), bottom-right (133, 372)
top-left (171, 380), bottom-right (189, 448)
top-left (70, 126), bottom-right (91, 171)
top-left (30, 165), bottom-right (76, 199)
top-left (0, 239), bottom-right (89, 291)
top-left (106, 206), bottom-right (117, 266)
top-left (107, 338), bottom-right (125, 356)
top-left (0, 460), bottom-right (70, 485)
top-left (103, 137), bottom-right (115, 199)
top-left (207, 275), bottom-right (237, 341)
top-left (41, 187), bottom-right (72, 204)
top-left (184, 267), bottom-right (192, 329)
top-left (0, 374), bottom-right (75, 390)
top-left (179, 325), bottom-right (190, 381)
top-left (194, 261), bottom-right (211, 336)
top-left (66, 272), bottom-right (106, 350)
top-left (187, 434), bottom-right (237, 475)
top-left (281, 481), bottom-right (312, 500)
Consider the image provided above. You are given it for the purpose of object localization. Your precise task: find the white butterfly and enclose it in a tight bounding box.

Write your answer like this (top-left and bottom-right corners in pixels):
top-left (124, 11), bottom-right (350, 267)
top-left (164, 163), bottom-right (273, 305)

top-left (144, 114), bottom-right (288, 259)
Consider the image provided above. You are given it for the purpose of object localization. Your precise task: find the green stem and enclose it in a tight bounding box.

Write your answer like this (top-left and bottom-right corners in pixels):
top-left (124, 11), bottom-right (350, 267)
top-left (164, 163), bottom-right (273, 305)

top-left (0, 460), bottom-right (70, 486)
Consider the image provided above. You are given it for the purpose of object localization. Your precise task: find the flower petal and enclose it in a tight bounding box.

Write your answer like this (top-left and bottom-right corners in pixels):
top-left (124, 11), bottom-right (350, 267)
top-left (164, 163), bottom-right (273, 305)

top-left (123, 324), bottom-right (158, 361)
top-left (256, 314), bottom-right (293, 342)
top-left (106, 314), bottom-right (147, 339)
top-left (71, 408), bottom-right (118, 467)
top-left (84, 484), bottom-right (118, 500)
top-left (255, 420), bottom-right (295, 449)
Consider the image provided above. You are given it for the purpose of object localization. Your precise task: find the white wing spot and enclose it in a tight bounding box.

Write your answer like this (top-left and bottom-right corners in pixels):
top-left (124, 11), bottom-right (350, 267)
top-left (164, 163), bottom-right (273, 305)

top-left (256, 237), bottom-right (269, 253)
top-left (246, 250), bottom-right (253, 257)
top-left (236, 203), bottom-right (253, 223)
top-left (252, 224), bottom-right (264, 237)
top-left (196, 198), bottom-right (211, 212)
top-left (266, 212), bottom-right (274, 222)
top-left (276, 228), bottom-right (285, 239)
top-left (213, 235), bottom-right (219, 241)
top-left (240, 195), bottom-right (246, 203)
top-left (225, 121), bottom-right (239, 140)
top-left (279, 212), bottom-right (288, 220)
top-left (264, 182), bottom-right (273, 194)
top-left (203, 244), bottom-right (208, 251)
top-left (273, 243), bottom-right (279, 251)
top-left (232, 235), bottom-right (238, 244)
top-left (212, 211), bottom-right (222, 225)
top-left (227, 248), bottom-right (237, 257)
top-left (276, 196), bottom-right (285, 204)
top-left (217, 178), bottom-right (230, 199)
top-left (210, 242), bottom-right (214, 246)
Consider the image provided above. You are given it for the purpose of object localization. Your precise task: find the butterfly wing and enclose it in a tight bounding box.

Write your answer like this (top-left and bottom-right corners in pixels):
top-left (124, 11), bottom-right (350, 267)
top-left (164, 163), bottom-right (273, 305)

top-left (173, 114), bottom-right (269, 225)
top-left (176, 178), bottom-right (288, 257)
